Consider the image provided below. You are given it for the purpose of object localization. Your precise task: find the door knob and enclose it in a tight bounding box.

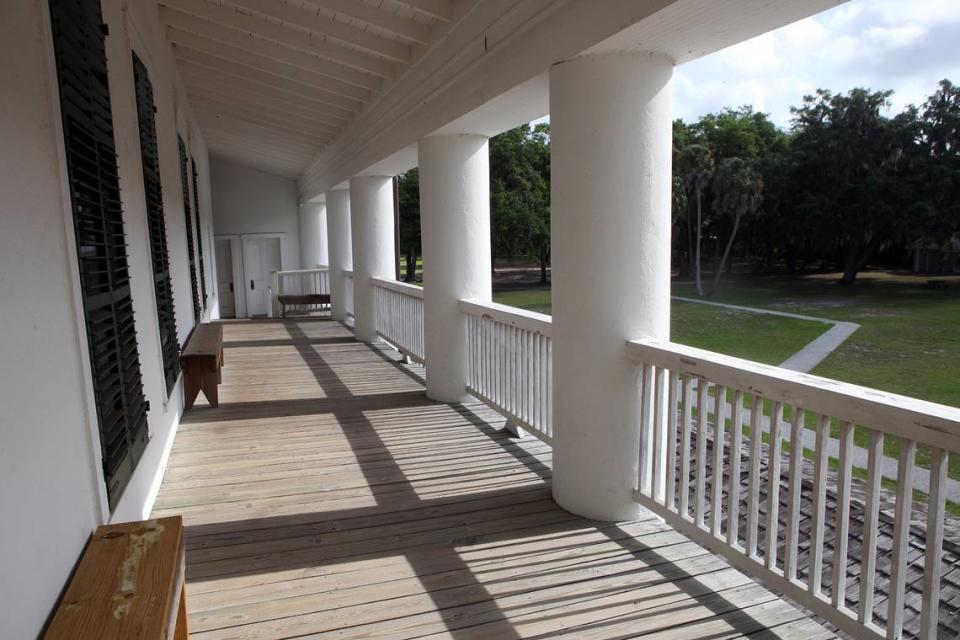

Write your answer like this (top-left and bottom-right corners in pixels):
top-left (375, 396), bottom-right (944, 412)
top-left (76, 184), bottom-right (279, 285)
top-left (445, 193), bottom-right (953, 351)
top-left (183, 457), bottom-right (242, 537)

top-left (250, 280), bottom-right (255, 290)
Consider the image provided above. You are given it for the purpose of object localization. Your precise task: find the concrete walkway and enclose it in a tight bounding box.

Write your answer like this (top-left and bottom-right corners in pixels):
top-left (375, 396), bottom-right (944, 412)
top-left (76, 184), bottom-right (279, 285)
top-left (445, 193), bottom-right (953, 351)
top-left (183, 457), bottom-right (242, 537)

top-left (674, 296), bottom-right (958, 500)
top-left (672, 296), bottom-right (860, 373)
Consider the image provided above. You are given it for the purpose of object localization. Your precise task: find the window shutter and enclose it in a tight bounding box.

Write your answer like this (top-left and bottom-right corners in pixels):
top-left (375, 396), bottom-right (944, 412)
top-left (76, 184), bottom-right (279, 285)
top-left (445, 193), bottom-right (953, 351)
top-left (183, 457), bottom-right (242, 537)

top-left (132, 53), bottom-right (180, 395)
top-left (178, 136), bottom-right (201, 325)
top-left (48, 0), bottom-right (149, 510)
top-left (191, 158), bottom-right (208, 307)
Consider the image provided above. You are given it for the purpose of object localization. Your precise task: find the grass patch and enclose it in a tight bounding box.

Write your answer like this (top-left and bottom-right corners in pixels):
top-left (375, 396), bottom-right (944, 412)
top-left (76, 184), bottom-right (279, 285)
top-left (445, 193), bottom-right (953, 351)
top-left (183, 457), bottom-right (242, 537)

top-left (492, 290), bottom-right (826, 367)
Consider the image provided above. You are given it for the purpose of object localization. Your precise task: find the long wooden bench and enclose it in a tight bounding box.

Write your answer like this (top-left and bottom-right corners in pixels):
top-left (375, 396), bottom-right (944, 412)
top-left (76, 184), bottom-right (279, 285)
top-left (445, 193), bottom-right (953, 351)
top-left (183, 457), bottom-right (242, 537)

top-left (181, 323), bottom-right (223, 409)
top-left (44, 516), bottom-right (188, 639)
top-left (277, 293), bottom-right (331, 318)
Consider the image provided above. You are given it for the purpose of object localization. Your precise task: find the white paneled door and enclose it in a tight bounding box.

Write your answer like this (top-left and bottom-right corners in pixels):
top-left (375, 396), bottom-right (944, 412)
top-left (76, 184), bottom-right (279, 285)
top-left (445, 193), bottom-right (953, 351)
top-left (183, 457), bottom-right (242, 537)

top-left (215, 239), bottom-right (236, 318)
top-left (242, 237), bottom-right (281, 317)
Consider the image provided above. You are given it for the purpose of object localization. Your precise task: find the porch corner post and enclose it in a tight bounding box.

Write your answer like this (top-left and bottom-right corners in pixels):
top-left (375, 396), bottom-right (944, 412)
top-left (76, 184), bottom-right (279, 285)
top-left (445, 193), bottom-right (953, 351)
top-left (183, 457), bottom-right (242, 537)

top-left (550, 51), bottom-right (674, 521)
top-left (349, 175), bottom-right (395, 343)
top-left (298, 202), bottom-right (329, 269)
top-left (418, 134), bottom-right (492, 402)
top-left (326, 188), bottom-right (352, 322)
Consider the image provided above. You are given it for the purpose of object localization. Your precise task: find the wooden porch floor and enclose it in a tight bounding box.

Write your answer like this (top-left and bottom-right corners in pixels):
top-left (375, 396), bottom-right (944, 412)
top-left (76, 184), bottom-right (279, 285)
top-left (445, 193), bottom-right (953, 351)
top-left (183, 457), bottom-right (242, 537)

top-left (152, 319), bottom-right (834, 640)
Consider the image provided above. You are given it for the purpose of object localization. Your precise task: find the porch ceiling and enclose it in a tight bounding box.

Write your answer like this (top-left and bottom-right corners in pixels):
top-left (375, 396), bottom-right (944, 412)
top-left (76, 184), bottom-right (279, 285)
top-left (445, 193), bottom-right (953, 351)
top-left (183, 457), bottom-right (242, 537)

top-left (157, 0), bottom-right (454, 177)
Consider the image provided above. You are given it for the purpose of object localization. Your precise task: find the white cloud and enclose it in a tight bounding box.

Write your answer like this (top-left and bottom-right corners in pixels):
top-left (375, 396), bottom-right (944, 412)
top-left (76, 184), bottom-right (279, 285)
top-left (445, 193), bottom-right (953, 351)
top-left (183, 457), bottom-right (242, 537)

top-left (674, 0), bottom-right (960, 128)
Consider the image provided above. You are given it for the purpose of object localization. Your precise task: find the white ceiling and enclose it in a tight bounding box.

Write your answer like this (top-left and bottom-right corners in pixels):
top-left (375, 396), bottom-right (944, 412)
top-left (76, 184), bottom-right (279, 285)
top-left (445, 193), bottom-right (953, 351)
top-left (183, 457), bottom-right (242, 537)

top-left (158, 0), bottom-right (455, 177)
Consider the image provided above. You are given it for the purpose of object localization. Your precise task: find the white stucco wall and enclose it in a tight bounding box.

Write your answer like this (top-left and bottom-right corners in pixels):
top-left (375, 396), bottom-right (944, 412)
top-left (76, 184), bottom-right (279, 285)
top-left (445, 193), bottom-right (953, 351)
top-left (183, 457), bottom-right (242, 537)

top-left (0, 0), bottom-right (212, 636)
top-left (210, 156), bottom-right (302, 273)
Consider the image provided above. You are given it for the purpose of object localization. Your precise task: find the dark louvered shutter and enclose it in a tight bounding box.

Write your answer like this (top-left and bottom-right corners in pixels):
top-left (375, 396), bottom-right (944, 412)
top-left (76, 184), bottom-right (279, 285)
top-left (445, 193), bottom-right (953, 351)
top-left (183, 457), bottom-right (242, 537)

top-left (178, 136), bottom-right (201, 325)
top-left (48, 0), bottom-right (149, 510)
top-left (133, 53), bottom-right (180, 394)
top-left (191, 158), bottom-right (208, 307)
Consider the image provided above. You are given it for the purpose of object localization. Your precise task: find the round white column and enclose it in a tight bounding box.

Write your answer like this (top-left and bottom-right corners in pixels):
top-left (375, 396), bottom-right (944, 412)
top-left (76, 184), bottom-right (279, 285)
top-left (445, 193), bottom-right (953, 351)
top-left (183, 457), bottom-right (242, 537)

top-left (326, 189), bottom-right (352, 322)
top-left (419, 134), bottom-right (492, 402)
top-left (349, 176), bottom-right (395, 342)
top-left (298, 202), bottom-right (329, 269)
top-left (550, 51), bottom-right (674, 521)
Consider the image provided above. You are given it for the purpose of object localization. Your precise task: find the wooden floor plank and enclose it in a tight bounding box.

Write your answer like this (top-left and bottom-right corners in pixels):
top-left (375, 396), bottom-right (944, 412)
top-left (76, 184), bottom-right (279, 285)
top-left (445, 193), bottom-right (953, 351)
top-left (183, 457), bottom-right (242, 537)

top-left (152, 319), bottom-right (833, 640)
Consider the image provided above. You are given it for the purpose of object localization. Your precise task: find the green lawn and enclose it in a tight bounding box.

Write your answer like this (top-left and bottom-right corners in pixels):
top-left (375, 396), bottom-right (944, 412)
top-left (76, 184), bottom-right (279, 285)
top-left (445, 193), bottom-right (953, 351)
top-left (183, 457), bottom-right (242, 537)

top-left (674, 272), bottom-right (960, 409)
top-left (492, 288), bottom-right (827, 366)
top-left (494, 272), bottom-right (960, 493)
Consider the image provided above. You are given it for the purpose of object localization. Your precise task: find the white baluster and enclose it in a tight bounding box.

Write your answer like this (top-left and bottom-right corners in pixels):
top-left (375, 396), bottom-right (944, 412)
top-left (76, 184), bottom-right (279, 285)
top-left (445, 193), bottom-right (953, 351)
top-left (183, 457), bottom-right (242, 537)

top-left (920, 448), bottom-right (947, 640)
top-left (859, 429), bottom-right (884, 624)
top-left (727, 390), bottom-right (744, 547)
top-left (887, 439), bottom-right (916, 639)
top-left (832, 420), bottom-right (854, 610)
top-left (809, 414), bottom-right (830, 596)
top-left (784, 407), bottom-right (805, 581)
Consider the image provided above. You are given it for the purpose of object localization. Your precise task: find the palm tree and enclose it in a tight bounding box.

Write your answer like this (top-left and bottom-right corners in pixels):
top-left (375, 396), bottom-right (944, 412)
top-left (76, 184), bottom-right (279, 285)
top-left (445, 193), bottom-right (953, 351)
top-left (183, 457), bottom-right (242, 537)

top-left (678, 145), bottom-right (714, 296)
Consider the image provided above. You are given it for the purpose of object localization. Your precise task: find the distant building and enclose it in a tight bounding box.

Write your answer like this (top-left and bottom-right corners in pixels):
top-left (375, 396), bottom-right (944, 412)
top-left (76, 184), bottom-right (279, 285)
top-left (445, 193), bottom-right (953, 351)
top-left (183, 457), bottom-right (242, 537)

top-left (913, 236), bottom-right (960, 273)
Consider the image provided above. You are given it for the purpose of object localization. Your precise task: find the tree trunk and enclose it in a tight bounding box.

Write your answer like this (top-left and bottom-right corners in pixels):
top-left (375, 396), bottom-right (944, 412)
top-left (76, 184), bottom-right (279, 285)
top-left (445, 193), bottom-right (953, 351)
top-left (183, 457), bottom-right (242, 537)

top-left (404, 252), bottom-right (417, 283)
top-left (840, 241), bottom-right (861, 284)
top-left (711, 212), bottom-right (742, 296)
top-left (694, 189), bottom-right (703, 296)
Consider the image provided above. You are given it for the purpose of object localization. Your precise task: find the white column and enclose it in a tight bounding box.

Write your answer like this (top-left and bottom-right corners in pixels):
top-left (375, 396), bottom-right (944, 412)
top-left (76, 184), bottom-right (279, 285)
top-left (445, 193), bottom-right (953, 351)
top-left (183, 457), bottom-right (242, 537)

top-left (349, 176), bottom-right (395, 342)
top-left (298, 202), bottom-right (329, 269)
top-left (419, 134), bottom-right (492, 402)
top-left (551, 52), bottom-right (674, 521)
top-left (326, 189), bottom-right (352, 322)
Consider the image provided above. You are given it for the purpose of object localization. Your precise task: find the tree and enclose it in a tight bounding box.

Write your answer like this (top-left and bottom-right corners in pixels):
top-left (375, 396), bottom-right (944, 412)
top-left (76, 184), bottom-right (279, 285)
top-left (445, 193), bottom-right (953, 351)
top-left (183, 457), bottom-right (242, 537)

top-left (397, 169), bottom-right (420, 282)
top-left (790, 88), bottom-right (907, 284)
top-left (916, 80), bottom-right (960, 270)
top-left (710, 157), bottom-right (762, 293)
top-left (489, 124), bottom-right (551, 281)
top-left (677, 144), bottom-right (714, 295)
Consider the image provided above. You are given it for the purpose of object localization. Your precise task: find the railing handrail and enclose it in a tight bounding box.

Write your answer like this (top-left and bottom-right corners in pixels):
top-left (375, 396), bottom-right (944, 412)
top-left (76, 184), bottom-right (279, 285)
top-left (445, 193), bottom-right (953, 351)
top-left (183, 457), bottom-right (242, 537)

top-left (371, 277), bottom-right (423, 299)
top-left (627, 337), bottom-right (960, 452)
top-left (274, 267), bottom-right (329, 276)
top-left (459, 298), bottom-right (552, 336)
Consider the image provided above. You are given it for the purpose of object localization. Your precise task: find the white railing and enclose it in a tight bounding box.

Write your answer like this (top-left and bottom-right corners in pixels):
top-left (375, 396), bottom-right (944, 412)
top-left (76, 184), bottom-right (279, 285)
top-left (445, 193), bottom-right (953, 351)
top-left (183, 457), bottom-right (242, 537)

top-left (343, 269), bottom-right (354, 318)
top-left (460, 299), bottom-right (553, 444)
top-left (275, 267), bottom-right (329, 297)
top-left (628, 337), bottom-right (960, 640)
top-left (372, 277), bottom-right (424, 363)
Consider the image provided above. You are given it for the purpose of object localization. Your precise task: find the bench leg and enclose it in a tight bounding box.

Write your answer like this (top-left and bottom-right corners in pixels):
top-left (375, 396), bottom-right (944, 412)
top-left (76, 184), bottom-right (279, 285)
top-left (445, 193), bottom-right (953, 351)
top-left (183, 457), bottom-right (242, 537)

top-left (183, 364), bottom-right (201, 410)
top-left (201, 371), bottom-right (219, 408)
top-left (174, 585), bottom-right (189, 640)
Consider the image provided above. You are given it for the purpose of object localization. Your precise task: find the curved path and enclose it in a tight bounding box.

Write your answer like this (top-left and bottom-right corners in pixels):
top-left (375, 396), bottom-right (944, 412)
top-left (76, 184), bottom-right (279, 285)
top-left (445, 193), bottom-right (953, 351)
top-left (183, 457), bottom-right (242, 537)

top-left (674, 296), bottom-right (958, 499)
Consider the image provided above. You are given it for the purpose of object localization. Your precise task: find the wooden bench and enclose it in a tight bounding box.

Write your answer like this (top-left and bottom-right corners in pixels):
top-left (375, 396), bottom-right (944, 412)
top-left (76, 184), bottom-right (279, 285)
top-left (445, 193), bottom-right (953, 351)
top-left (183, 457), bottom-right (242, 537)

top-left (44, 516), bottom-right (188, 640)
top-left (181, 323), bottom-right (223, 409)
top-left (277, 293), bottom-right (331, 318)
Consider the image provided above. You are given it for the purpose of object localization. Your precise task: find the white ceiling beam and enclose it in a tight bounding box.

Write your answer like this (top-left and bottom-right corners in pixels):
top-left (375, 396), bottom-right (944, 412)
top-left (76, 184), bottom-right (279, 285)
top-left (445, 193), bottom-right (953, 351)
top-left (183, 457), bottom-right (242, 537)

top-left (206, 138), bottom-right (312, 175)
top-left (178, 66), bottom-right (350, 129)
top-left (159, 0), bottom-right (395, 79)
top-left (176, 61), bottom-right (352, 127)
top-left (203, 130), bottom-right (315, 163)
top-left (393, 0), bottom-right (452, 22)
top-left (167, 28), bottom-right (370, 105)
top-left (303, 0), bottom-right (430, 45)
top-left (195, 120), bottom-right (326, 158)
top-left (196, 113), bottom-right (323, 155)
top-left (171, 46), bottom-right (357, 119)
top-left (209, 148), bottom-right (304, 179)
top-left (178, 60), bottom-right (348, 130)
top-left (187, 94), bottom-right (339, 140)
top-left (223, 0), bottom-right (411, 63)
top-left (182, 81), bottom-right (343, 134)
top-left (160, 7), bottom-right (381, 92)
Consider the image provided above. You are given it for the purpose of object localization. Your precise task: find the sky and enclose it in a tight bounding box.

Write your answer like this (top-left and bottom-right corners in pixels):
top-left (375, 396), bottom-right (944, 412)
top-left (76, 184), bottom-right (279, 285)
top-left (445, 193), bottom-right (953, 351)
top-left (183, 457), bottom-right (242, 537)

top-left (673, 0), bottom-right (960, 128)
